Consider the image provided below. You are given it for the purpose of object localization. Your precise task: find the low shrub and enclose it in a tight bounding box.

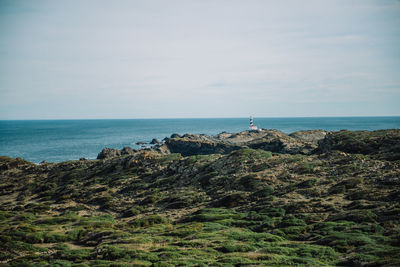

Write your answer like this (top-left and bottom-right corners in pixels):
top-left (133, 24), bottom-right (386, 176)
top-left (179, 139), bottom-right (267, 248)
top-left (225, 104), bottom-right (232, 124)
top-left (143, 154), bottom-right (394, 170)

top-left (217, 242), bottom-right (257, 253)
top-left (56, 248), bottom-right (91, 261)
top-left (123, 206), bottom-right (144, 217)
top-left (279, 215), bottom-right (307, 227)
top-left (252, 185), bottom-right (274, 198)
top-left (78, 214), bottom-right (116, 229)
top-left (238, 174), bottom-right (260, 191)
top-left (298, 178), bottom-right (317, 188)
top-left (130, 215), bottom-right (170, 228)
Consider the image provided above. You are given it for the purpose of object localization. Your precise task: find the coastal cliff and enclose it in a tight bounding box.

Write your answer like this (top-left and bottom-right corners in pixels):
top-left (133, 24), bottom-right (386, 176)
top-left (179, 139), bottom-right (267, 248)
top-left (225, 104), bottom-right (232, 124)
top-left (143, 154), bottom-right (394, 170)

top-left (0, 129), bottom-right (399, 266)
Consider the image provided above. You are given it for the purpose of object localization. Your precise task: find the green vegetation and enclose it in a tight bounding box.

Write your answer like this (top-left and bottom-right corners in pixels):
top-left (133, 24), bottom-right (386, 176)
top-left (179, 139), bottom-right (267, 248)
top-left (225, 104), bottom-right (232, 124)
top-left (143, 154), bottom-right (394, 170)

top-left (0, 131), bottom-right (400, 266)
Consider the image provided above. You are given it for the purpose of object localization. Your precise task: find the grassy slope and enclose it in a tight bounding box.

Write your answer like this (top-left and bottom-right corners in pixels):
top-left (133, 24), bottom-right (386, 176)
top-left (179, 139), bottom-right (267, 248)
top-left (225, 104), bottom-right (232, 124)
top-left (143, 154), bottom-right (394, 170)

top-left (0, 132), bottom-right (400, 266)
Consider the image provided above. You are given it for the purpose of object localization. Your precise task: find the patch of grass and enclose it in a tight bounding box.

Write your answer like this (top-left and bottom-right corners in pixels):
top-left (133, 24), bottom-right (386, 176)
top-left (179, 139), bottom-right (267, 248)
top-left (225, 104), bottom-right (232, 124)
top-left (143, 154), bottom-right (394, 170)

top-left (238, 174), bottom-right (260, 191)
top-left (253, 206), bottom-right (286, 217)
top-left (224, 229), bottom-right (284, 242)
top-left (130, 215), bottom-right (170, 228)
top-left (317, 232), bottom-right (384, 252)
top-left (233, 149), bottom-right (273, 161)
top-left (217, 242), bottom-right (257, 253)
top-left (78, 214), bottom-right (116, 229)
top-left (158, 154), bottom-right (182, 165)
top-left (55, 247), bottom-right (92, 261)
top-left (298, 178), bottom-right (317, 188)
top-left (252, 185), bottom-right (274, 199)
top-left (123, 205), bottom-right (145, 217)
top-left (187, 208), bottom-right (244, 223)
top-left (295, 162), bottom-right (316, 174)
top-left (36, 212), bottom-right (79, 225)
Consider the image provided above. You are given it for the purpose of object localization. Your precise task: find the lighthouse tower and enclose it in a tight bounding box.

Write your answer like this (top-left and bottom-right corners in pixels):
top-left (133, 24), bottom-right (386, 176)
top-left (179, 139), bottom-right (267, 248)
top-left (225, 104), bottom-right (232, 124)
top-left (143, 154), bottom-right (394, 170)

top-left (249, 116), bottom-right (258, 130)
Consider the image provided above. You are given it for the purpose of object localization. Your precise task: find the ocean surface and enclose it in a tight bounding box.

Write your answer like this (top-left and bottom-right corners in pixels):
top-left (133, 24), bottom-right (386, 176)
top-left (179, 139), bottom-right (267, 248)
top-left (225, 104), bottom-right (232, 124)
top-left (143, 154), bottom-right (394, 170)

top-left (1, 117), bottom-right (399, 163)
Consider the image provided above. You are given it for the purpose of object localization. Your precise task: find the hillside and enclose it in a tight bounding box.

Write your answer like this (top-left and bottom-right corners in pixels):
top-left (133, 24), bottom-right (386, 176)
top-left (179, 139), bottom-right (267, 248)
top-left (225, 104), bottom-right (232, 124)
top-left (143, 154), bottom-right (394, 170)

top-left (0, 129), bottom-right (400, 266)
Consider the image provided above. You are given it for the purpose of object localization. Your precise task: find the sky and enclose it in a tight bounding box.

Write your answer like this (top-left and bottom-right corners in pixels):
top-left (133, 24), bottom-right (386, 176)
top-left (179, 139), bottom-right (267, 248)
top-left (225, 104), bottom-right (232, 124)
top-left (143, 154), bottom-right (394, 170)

top-left (0, 0), bottom-right (399, 119)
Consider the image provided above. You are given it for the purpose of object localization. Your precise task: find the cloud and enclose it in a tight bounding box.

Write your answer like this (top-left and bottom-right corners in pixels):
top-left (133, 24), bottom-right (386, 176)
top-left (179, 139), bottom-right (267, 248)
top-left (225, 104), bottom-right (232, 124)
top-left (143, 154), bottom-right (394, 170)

top-left (0, 0), bottom-right (399, 119)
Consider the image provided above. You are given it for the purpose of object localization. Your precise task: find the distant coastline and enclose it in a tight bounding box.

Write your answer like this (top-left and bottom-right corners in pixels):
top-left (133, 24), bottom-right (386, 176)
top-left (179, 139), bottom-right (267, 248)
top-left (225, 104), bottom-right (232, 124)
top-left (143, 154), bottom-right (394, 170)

top-left (1, 117), bottom-right (400, 163)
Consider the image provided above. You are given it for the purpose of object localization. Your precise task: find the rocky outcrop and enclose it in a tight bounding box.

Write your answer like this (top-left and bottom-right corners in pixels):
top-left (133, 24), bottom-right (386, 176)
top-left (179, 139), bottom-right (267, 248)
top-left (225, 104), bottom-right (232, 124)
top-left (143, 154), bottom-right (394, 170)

top-left (289, 130), bottom-right (327, 143)
top-left (317, 129), bottom-right (400, 160)
top-left (0, 156), bottom-right (35, 171)
top-left (121, 147), bottom-right (136, 155)
top-left (136, 142), bottom-right (147, 145)
top-left (150, 138), bottom-right (160, 144)
top-left (161, 129), bottom-right (328, 156)
top-left (97, 148), bottom-right (121, 159)
top-left (245, 130), bottom-right (325, 154)
top-left (96, 129), bottom-right (400, 160)
top-left (164, 137), bottom-right (243, 157)
top-left (97, 147), bottom-right (137, 159)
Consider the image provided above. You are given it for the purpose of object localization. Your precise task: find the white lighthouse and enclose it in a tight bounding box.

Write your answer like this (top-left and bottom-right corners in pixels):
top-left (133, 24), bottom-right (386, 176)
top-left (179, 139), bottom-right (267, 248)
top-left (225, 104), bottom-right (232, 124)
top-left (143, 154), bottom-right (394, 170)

top-left (249, 116), bottom-right (258, 130)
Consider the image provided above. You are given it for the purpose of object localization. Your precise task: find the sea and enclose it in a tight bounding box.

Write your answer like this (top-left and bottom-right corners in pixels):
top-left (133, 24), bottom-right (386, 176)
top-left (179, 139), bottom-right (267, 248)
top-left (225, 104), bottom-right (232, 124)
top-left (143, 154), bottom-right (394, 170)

top-left (1, 117), bottom-right (399, 163)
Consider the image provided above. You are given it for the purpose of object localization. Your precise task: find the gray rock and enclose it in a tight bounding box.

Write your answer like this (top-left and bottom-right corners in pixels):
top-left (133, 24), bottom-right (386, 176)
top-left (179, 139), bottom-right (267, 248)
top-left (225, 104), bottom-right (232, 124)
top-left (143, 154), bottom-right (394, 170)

top-left (150, 138), bottom-right (160, 144)
top-left (136, 142), bottom-right (147, 145)
top-left (162, 129), bottom-right (328, 156)
top-left (289, 130), bottom-right (328, 143)
top-left (97, 148), bottom-right (121, 159)
top-left (121, 147), bottom-right (136, 155)
top-left (164, 137), bottom-right (242, 156)
top-left (316, 129), bottom-right (400, 160)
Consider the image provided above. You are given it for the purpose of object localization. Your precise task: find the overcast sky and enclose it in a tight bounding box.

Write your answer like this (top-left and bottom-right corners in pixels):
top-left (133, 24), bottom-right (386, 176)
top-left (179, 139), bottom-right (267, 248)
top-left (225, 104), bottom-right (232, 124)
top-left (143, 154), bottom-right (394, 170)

top-left (0, 0), bottom-right (399, 119)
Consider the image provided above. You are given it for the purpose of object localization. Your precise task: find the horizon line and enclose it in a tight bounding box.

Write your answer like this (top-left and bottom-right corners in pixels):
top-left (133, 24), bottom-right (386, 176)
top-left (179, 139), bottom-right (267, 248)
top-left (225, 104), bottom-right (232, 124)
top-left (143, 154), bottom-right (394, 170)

top-left (1, 115), bottom-right (400, 121)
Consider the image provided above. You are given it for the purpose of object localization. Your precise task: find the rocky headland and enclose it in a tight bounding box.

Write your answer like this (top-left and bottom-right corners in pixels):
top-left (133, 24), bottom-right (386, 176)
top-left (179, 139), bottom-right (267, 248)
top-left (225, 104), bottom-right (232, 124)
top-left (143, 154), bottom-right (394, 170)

top-left (98, 128), bottom-right (400, 160)
top-left (0, 129), bottom-right (399, 266)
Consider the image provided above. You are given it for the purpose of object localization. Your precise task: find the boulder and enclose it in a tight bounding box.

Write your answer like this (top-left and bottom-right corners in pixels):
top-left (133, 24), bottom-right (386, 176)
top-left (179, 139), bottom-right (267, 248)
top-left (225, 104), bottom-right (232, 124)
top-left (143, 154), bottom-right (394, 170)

top-left (246, 130), bottom-right (317, 155)
top-left (170, 133), bottom-right (181, 138)
top-left (136, 142), bottom-right (147, 145)
top-left (121, 147), bottom-right (136, 155)
top-left (154, 144), bottom-right (171, 154)
top-left (97, 148), bottom-right (121, 159)
top-left (289, 130), bottom-right (327, 143)
top-left (164, 137), bottom-right (242, 156)
top-left (150, 138), bottom-right (160, 144)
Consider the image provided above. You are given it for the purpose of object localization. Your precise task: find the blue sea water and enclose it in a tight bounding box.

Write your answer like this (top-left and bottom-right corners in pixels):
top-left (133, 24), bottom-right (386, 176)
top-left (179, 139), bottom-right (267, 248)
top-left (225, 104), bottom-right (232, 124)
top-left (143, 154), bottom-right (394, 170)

top-left (0, 117), bottom-right (399, 163)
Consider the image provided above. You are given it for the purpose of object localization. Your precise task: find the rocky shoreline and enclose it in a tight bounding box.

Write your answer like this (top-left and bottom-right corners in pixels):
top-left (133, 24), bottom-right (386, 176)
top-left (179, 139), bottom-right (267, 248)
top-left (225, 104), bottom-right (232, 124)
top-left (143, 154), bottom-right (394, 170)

top-left (98, 129), bottom-right (400, 160)
top-left (0, 129), bottom-right (399, 266)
